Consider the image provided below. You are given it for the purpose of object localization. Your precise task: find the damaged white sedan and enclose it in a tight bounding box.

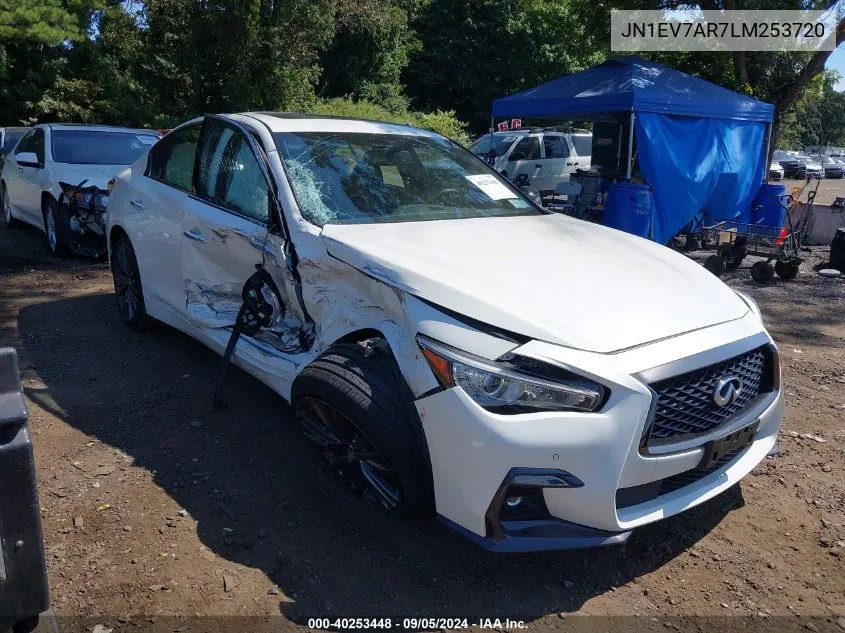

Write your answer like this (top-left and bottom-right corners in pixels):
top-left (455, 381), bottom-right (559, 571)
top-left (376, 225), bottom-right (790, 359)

top-left (2, 124), bottom-right (160, 256)
top-left (107, 113), bottom-right (784, 552)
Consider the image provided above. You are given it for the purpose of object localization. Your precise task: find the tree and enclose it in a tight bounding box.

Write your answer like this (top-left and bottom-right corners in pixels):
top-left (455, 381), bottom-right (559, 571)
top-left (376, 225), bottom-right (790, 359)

top-left (404, 0), bottom-right (605, 130)
top-left (319, 0), bottom-right (417, 113)
top-left (0, 0), bottom-right (101, 124)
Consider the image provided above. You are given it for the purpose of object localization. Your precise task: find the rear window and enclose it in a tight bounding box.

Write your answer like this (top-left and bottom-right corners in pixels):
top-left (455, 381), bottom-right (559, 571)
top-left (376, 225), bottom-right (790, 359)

top-left (52, 130), bottom-right (159, 165)
top-left (570, 135), bottom-right (592, 157)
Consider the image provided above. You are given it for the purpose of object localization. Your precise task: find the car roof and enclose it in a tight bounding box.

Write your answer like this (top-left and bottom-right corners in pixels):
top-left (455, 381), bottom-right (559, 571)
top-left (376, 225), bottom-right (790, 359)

top-left (235, 112), bottom-right (442, 138)
top-left (37, 123), bottom-right (161, 136)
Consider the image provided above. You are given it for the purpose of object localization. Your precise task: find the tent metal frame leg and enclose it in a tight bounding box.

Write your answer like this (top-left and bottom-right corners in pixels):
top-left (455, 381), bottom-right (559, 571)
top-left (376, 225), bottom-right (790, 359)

top-left (626, 111), bottom-right (636, 179)
top-left (762, 122), bottom-right (772, 183)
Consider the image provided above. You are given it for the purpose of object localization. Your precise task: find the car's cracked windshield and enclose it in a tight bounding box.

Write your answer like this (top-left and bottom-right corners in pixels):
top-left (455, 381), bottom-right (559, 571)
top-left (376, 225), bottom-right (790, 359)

top-left (273, 132), bottom-right (543, 226)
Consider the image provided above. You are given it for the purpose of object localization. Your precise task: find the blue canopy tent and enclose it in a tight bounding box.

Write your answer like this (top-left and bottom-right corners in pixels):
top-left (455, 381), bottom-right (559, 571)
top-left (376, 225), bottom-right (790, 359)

top-left (492, 57), bottom-right (775, 243)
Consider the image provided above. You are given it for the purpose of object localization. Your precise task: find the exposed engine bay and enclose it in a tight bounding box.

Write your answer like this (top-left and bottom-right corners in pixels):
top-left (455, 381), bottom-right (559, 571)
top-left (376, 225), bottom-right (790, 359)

top-left (58, 179), bottom-right (109, 257)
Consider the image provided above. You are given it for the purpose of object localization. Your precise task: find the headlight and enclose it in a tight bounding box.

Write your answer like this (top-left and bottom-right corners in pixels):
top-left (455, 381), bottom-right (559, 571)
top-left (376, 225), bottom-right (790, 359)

top-left (735, 290), bottom-right (762, 322)
top-left (60, 183), bottom-right (108, 210)
top-left (416, 335), bottom-right (606, 413)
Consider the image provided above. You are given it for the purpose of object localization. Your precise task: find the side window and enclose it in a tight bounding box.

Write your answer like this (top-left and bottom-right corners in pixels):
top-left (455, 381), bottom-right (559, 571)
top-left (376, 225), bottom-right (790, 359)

top-left (508, 136), bottom-right (540, 161)
top-left (15, 129), bottom-right (44, 165)
top-left (14, 131), bottom-right (35, 155)
top-left (197, 120), bottom-right (269, 224)
top-left (570, 135), bottom-right (592, 157)
top-left (31, 129), bottom-right (45, 164)
top-left (146, 124), bottom-right (201, 192)
top-left (542, 136), bottom-right (566, 159)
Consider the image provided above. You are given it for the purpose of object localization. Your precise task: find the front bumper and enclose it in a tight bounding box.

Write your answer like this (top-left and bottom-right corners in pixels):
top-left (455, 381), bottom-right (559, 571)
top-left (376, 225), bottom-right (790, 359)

top-left (416, 313), bottom-right (784, 551)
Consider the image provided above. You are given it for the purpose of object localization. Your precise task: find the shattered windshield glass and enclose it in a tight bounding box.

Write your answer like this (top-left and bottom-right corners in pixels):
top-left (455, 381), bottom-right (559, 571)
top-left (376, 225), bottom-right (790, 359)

top-left (273, 132), bottom-right (542, 226)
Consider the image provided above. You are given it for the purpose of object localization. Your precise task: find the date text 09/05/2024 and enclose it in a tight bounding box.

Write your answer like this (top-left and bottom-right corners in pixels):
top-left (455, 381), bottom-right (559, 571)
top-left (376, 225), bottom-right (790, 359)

top-left (307, 618), bottom-right (527, 630)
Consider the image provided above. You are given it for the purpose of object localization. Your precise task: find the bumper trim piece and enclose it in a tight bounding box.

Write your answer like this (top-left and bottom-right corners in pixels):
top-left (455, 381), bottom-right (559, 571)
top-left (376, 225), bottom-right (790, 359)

top-left (439, 514), bottom-right (631, 553)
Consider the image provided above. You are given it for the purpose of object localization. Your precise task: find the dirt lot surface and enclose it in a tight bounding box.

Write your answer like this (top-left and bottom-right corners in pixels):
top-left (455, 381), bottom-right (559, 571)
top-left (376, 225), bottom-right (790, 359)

top-left (0, 220), bottom-right (843, 633)
top-left (781, 178), bottom-right (844, 206)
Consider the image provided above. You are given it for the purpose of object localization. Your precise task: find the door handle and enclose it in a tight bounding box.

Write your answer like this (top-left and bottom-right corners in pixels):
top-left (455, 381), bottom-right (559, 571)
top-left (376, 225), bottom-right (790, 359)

top-left (129, 198), bottom-right (144, 209)
top-left (183, 229), bottom-right (206, 243)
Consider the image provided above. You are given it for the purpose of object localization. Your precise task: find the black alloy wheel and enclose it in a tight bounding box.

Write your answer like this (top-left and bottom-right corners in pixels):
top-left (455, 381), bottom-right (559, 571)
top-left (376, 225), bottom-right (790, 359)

top-left (295, 396), bottom-right (403, 513)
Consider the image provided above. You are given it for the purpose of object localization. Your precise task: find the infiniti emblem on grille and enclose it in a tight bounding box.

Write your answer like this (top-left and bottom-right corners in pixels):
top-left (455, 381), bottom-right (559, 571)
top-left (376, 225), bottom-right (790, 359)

top-left (713, 376), bottom-right (743, 407)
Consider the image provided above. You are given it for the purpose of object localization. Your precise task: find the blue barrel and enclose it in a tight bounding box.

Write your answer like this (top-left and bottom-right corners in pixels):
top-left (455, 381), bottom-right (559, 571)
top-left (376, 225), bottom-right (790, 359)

top-left (752, 183), bottom-right (788, 228)
top-left (603, 182), bottom-right (653, 238)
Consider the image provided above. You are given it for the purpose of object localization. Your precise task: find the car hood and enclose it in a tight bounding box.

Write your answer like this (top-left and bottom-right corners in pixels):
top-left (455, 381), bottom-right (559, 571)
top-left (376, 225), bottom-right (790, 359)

top-left (321, 214), bottom-right (749, 353)
top-left (54, 163), bottom-right (131, 190)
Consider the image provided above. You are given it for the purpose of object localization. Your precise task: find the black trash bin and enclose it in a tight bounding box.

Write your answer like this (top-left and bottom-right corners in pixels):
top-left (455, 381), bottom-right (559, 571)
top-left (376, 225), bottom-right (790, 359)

top-left (0, 348), bottom-right (50, 632)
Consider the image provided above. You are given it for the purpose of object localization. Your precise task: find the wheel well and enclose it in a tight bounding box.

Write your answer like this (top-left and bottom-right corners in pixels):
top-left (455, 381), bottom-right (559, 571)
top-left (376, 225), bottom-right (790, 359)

top-left (109, 225), bottom-right (128, 261)
top-left (333, 328), bottom-right (387, 347)
top-left (40, 191), bottom-right (54, 212)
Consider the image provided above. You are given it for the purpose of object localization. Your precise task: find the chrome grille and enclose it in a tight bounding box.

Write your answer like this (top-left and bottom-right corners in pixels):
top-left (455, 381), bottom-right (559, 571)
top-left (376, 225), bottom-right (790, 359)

top-left (646, 347), bottom-right (770, 444)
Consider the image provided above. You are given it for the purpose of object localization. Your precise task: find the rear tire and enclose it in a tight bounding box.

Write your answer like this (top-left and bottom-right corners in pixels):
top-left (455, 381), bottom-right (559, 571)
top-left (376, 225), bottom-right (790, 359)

top-left (111, 234), bottom-right (154, 331)
top-left (704, 254), bottom-right (725, 276)
top-left (774, 260), bottom-right (799, 280)
top-left (719, 243), bottom-right (746, 270)
top-left (751, 260), bottom-right (775, 283)
top-left (292, 343), bottom-right (434, 517)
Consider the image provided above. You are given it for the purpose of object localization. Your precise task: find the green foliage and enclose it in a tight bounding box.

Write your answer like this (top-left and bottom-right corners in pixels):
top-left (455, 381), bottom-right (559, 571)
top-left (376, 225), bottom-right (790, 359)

top-left (319, 0), bottom-right (417, 113)
top-left (0, 0), bottom-right (92, 43)
top-left (778, 71), bottom-right (845, 149)
top-left (403, 0), bottom-right (605, 130)
top-left (310, 97), bottom-right (471, 144)
top-left (0, 0), bottom-right (838, 155)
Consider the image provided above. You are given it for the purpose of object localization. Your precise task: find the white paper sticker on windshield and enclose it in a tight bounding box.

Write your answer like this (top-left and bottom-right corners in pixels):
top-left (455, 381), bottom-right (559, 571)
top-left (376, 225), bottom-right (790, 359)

top-left (137, 135), bottom-right (158, 145)
top-left (380, 165), bottom-right (404, 187)
top-left (508, 198), bottom-right (530, 208)
top-left (466, 174), bottom-right (515, 200)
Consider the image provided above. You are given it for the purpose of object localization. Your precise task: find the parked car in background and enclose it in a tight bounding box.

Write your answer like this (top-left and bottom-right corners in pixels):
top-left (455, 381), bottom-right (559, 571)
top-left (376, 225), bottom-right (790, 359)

top-left (470, 128), bottom-right (592, 195)
top-left (0, 126), bottom-right (31, 174)
top-left (108, 112), bottom-right (784, 552)
top-left (1, 124), bottom-right (161, 256)
top-left (816, 155), bottom-right (844, 179)
top-left (772, 150), bottom-right (805, 179)
top-left (768, 161), bottom-right (784, 180)
top-left (797, 154), bottom-right (824, 178)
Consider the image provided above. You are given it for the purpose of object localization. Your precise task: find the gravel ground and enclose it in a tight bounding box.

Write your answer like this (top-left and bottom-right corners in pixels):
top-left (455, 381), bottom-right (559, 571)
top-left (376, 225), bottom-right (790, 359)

top-left (779, 178), bottom-right (844, 206)
top-left (0, 220), bottom-right (843, 633)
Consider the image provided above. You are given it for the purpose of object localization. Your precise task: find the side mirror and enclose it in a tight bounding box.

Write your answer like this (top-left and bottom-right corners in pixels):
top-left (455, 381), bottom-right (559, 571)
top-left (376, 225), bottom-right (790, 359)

top-left (16, 152), bottom-right (39, 168)
top-left (521, 186), bottom-right (541, 204)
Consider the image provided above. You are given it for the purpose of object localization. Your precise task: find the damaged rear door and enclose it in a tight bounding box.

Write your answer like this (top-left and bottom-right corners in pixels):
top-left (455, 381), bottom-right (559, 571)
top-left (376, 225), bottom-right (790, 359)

top-left (181, 117), bottom-right (276, 329)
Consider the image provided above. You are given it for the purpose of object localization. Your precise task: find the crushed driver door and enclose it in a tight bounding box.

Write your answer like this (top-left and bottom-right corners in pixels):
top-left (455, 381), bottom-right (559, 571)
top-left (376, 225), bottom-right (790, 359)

top-left (179, 115), bottom-right (310, 394)
top-left (181, 117), bottom-right (275, 329)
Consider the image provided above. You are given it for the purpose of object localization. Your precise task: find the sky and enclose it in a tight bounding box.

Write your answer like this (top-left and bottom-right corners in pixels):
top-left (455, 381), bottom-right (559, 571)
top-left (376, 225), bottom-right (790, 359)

top-left (826, 46), bottom-right (845, 91)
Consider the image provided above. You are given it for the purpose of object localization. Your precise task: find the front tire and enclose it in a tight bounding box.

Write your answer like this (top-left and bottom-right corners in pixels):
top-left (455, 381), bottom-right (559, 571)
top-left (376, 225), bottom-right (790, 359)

top-left (292, 343), bottom-right (433, 517)
top-left (111, 234), bottom-right (153, 331)
top-left (1, 182), bottom-right (17, 227)
top-left (42, 198), bottom-right (68, 257)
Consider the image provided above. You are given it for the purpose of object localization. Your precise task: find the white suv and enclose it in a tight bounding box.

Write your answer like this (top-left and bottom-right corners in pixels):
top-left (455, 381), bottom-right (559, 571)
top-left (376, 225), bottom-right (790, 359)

top-left (470, 129), bottom-right (592, 194)
top-left (107, 113), bottom-right (783, 552)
